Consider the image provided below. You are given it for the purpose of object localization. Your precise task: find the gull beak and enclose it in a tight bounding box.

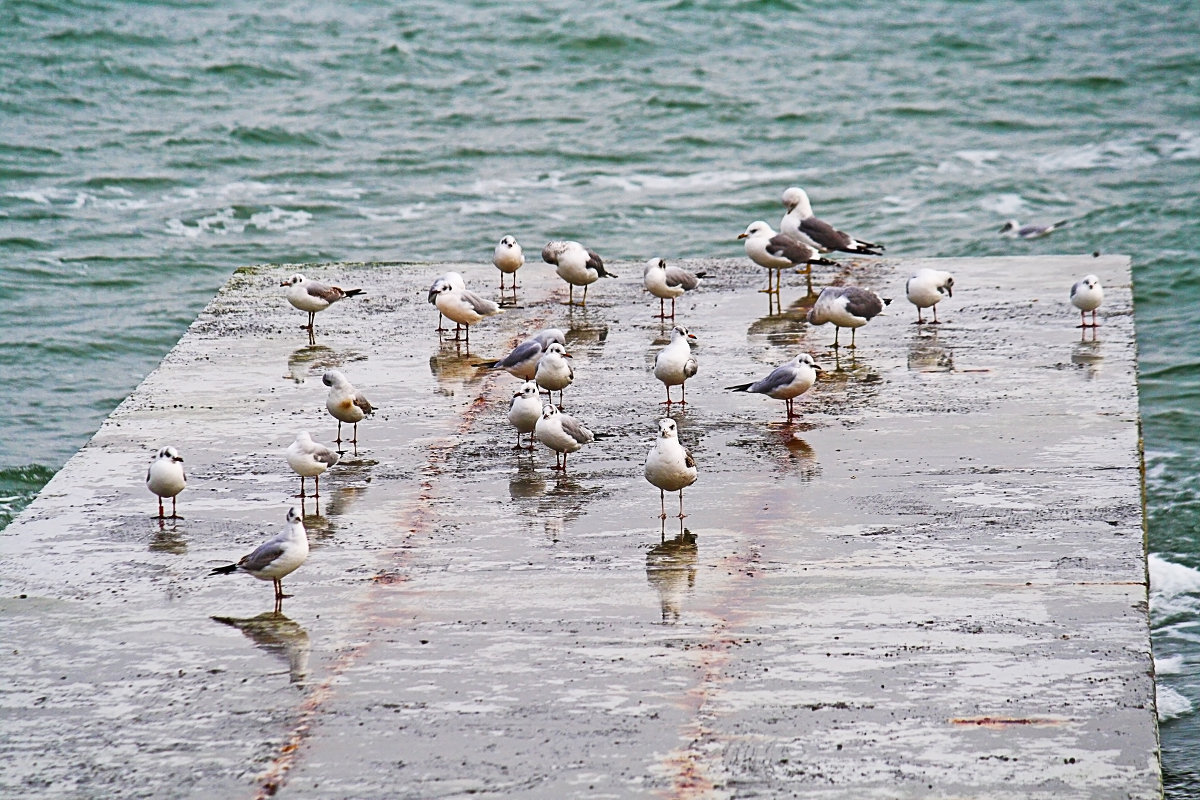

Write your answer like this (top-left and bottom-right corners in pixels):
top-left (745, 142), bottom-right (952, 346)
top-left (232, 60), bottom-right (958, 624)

top-left (945, 286), bottom-right (953, 298)
top-left (737, 233), bottom-right (748, 240)
top-left (279, 280), bottom-right (290, 287)
top-left (563, 351), bottom-right (574, 358)
top-left (686, 333), bottom-right (697, 341)
top-left (813, 363), bottom-right (824, 373)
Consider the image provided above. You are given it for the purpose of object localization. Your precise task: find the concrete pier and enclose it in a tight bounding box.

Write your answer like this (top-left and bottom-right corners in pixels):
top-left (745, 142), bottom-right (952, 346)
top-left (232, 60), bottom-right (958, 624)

top-left (0, 254), bottom-right (1159, 798)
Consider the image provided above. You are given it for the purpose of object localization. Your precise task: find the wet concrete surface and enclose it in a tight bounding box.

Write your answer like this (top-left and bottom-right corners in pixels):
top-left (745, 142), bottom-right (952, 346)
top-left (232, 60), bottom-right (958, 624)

top-left (0, 254), bottom-right (1157, 798)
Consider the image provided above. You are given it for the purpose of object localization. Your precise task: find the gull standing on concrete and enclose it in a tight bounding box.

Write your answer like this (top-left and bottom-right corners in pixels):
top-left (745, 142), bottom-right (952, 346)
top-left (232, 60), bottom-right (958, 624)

top-left (541, 240), bottom-right (617, 306)
top-left (534, 403), bottom-right (596, 472)
top-left (146, 446), bottom-right (186, 520)
top-left (493, 234), bottom-right (525, 292)
top-left (726, 353), bottom-right (823, 422)
top-left (643, 258), bottom-right (703, 319)
top-left (322, 369), bottom-right (374, 451)
top-left (739, 221), bottom-right (836, 294)
top-left (478, 328), bottom-right (566, 381)
top-left (432, 283), bottom-right (501, 346)
top-left (654, 325), bottom-right (699, 406)
top-left (210, 508), bottom-right (309, 609)
top-left (1070, 274), bottom-right (1103, 328)
top-left (780, 187), bottom-right (885, 256)
top-left (507, 380), bottom-right (543, 449)
top-left (1000, 219), bottom-right (1069, 239)
top-left (534, 341), bottom-right (575, 407)
top-left (905, 268), bottom-right (955, 324)
top-left (807, 286), bottom-right (888, 349)
top-left (644, 418), bottom-right (698, 519)
top-left (286, 431), bottom-right (339, 499)
top-left (281, 273), bottom-right (364, 338)
top-left (427, 271), bottom-right (466, 332)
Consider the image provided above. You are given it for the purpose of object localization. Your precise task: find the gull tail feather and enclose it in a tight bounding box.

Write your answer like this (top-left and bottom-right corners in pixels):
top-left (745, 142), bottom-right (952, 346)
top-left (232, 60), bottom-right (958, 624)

top-left (210, 563), bottom-right (239, 576)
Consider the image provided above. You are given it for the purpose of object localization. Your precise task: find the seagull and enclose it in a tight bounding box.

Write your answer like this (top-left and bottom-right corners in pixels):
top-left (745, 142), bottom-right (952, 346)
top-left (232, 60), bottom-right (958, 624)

top-left (493, 235), bottom-right (525, 291)
top-left (643, 258), bottom-right (703, 319)
top-left (534, 403), bottom-right (596, 472)
top-left (726, 353), bottom-right (823, 422)
top-left (146, 446), bottom-right (186, 520)
top-left (477, 328), bottom-right (566, 381)
top-left (1070, 274), bottom-right (1103, 328)
top-left (541, 240), bottom-right (617, 306)
top-left (738, 221), bottom-right (836, 294)
top-left (433, 283), bottom-right (501, 346)
top-left (780, 187), bottom-right (885, 256)
top-left (281, 273), bottom-right (364, 337)
top-left (807, 286), bottom-right (888, 348)
top-left (210, 508), bottom-right (309, 608)
top-left (427, 271), bottom-right (466, 332)
top-left (286, 431), bottom-right (339, 499)
top-left (534, 341), bottom-right (575, 406)
top-left (507, 380), bottom-right (543, 449)
top-left (654, 325), bottom-right (698, 406)
top-left (322, 370), bottom-right (374, 450)
top-left (644, 418), bottom-right (698, 519)
top-left (905, 268), bottom-right (955, 324)
top-left (1000, 219), bottom-right (1069, 239)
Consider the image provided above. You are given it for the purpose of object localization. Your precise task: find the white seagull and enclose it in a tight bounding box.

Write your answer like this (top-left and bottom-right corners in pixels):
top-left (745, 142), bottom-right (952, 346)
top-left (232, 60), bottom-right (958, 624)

top-left (478, 328), bottom-right (567, 381)
top-left (534, 341), bottom-right (575, 406)
top-left (432, 283), bottom-right (501, 346)
top-left (493, 234), bottom-right (525, 291)
top-left (726, 353), bottom-right (823, 422)
top-left (644, 418), bottom-right (698, 520)
top-left (286, 431), bottom-right (339, 499)
top-left (738, 221), bottom-right (836, 294)
top-left (1000, 219), bottom-right (1069, 239)
top-left (210, 508), bottom-right (309, 607)
top-left (507, 380), bottom-right (543, 450)
top-left (322, 369), bottom-right (374, 449)
top-left (541, 240), bottom-right (617, 306)
top-left (807, 286), bottom-right (889, 349)
top-left (780, 187), bottom-right (885, 256)
top-left (534, 403), bottom-right (596, 472)
top-left (654, 325), bottom-right (699, 406)
top-left (1070, 274), bottom-right (1103, 328)
top-left (905, 268), bottom-right (955, 325)
top-left (146, 446), bottom-right (186, 520)
top-left (427, 271), bottom-right (466, 332)
top-left (281, 273), bottom-right (364, 336)
top-left (643, 258), bottom-right (703, 319)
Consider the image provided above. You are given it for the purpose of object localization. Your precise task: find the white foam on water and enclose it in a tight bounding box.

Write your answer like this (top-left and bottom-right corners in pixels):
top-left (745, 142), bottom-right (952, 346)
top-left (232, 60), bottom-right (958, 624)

top-left (1157, 684), bottom-right (1193, 722)
top-left (1156, 654), bottom-right (1185, 675)
top-left (248, 207), bottom-right (312, 231)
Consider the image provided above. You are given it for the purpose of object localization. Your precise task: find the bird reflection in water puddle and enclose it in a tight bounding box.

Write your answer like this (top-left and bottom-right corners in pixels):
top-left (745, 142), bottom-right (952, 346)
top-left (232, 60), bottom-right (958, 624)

top-left (149, 525), bottom-right (187, 555)
top-left (285, 344), bottom-right (364, 384)
top-left (212, 611), bottom-right (310, 684)
top-left (429, 349), bottom-right (487, 397)
top-left (1072, 337), bottom-right (1103, 380)
top-left (646, 527), bottom-right (698, 623)
top-left (746, 294), bottom-right (817, 344)
top-left (907, 328), bottom-right (954, 373)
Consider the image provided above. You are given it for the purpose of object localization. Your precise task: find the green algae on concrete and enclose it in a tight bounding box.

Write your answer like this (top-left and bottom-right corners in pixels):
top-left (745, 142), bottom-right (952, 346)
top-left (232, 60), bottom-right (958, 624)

top-left (0, 254), bottom-right (1158, 798)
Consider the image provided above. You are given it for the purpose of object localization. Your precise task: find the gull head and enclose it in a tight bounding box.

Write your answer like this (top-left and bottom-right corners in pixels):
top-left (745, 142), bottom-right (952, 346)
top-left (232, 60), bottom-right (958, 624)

top-left (544, 342), bottom-right (572, 358)
top-left (156, 446), bottom-right (183, 462)
top-left (671, 325), bottom-right (697, 343)
top-left (797, 353), bottom-right (823, 373)
top-left (643, 257), bottom-right (667, 276)
top-left (322, 369), bottom-right (348, 388)
top-left (286, 507), bottom-right (302, 525)
top-left (516, 381), bottom-right (539, 399)
top-left (499, 234), bottom-right (518, 247)
top-left (657, 418), bottom-right (678, 439)
top-left (541, 403), bottom-right (559, 420)
top-left (541, 241), bottom-right (566, 264)
top-left (281, 273), bottom-right (306, 288)
top-left (739, 221), bottom-right (771, 240)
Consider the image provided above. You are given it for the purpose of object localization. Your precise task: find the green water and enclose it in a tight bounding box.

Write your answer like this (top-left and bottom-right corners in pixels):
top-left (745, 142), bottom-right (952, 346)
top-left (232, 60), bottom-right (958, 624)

top-left (2, 0), bottom-right (1198, 789)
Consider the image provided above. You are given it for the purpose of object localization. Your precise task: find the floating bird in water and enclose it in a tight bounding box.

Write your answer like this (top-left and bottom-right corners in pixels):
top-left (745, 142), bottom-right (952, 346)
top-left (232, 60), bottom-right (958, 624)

top-left (286, 431), bottom-right (339, 499)
top-left (322, 370), bottom-right (374, 450)
top-left (643, 258), bottom-right (703, 319)
top-left (146, 446), bottom-right (186, 520)
top-left (1070, 274), bottom-right (1103, 328)
top-left (210, 508), bottom-right (309, 608)
top-left (534, 403), bottom-right (596, 472)
top-left (905, 268), bottom-right (955, 324)
top-left (644, 418), bottom-right (698, 520)
top-left (281, 273), bottom-right (364, 338)
top-left (542, 240), bottom-right (616, 306)
top-left (739, 221), bottom-right (836, 294)
top-left (780, 187), bottom-right (885, 256)
top-left (727, 353), bottom-right (823, 422)
top-left (654, 325), bottom-right (699, 406)
top-left (493, 235), bottom-right (525, 292)
top-left (1000, 218), bottom-right (1069, 239)
top-left (807, 286), bottom-right (889, 348)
